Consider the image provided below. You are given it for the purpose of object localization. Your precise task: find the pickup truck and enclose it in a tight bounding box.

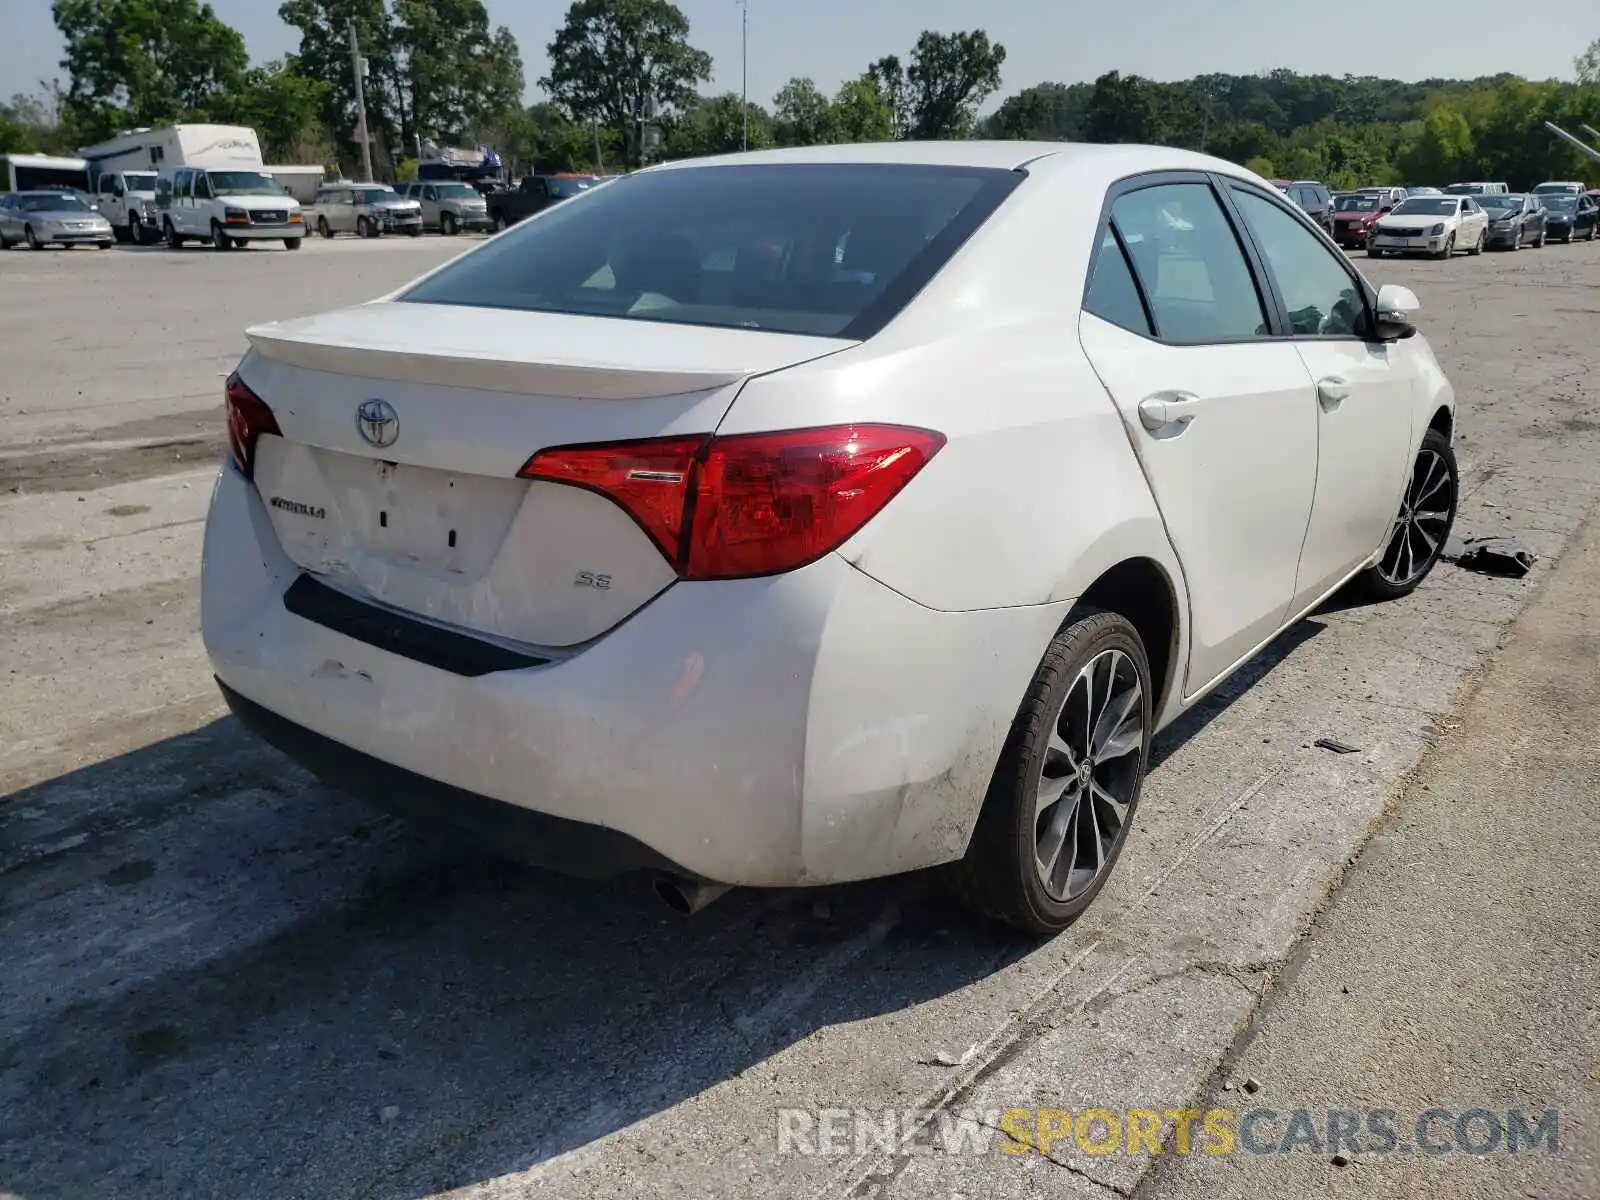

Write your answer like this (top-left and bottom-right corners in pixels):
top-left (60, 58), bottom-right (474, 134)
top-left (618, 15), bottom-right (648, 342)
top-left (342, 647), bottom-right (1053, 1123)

top-left (485, 173), bottom-right (598, 230)
top-left (93, 169), bottom-right (161, 244)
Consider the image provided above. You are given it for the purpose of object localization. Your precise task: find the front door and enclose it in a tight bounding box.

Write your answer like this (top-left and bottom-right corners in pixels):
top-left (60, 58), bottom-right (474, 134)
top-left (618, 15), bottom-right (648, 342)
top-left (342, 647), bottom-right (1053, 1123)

top-left (1226, 183), bottom-right (1417, 610)
top-left (1078, 177), bottom-right (1320, 695)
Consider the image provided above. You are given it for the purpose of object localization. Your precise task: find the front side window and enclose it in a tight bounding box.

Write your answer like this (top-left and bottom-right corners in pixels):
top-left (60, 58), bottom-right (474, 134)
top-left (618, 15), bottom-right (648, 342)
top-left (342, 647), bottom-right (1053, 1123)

top-left (1109, 182), bottom-right (1268, 343)
top-left (1232, 189), bottom-right (1366, 338)
top-left (401, 163), bottom-right (1021, 339)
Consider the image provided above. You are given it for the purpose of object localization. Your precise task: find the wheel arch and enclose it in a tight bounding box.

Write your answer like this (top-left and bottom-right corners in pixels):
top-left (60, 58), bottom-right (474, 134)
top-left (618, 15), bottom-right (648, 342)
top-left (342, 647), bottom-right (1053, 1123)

top-left (1427, 404), bottom-right (1453, 442)
top-left (1070, 555), bottom-right (1182, 720)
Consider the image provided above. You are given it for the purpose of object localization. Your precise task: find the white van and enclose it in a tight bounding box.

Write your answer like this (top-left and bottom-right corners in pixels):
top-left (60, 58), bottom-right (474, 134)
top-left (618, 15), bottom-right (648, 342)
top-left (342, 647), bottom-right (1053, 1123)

top-left (1443, 181), bottom-right (1509, 195)
top-left (154, 165), bottom-right (304, 250)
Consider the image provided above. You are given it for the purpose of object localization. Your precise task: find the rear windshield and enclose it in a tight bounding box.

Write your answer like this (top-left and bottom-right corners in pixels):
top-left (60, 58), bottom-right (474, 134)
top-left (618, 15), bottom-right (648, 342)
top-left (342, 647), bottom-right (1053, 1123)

top-left (1542, 196), bottom-right (1577, 212)
top-left (400, 163), bottom-right (1023, 339)
top-left (1336, 196), bottom-right (1380, 212)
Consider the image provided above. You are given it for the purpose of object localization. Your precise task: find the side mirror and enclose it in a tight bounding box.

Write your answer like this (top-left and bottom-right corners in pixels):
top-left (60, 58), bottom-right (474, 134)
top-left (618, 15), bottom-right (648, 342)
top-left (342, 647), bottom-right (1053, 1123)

top-left (1374, 283), bottom-right (1420, 342)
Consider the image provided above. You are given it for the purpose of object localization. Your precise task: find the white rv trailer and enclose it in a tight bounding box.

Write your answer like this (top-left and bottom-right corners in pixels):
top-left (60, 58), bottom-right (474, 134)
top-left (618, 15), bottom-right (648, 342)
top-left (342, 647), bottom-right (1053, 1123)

top-left (80, 124), bottom-right (325, 202)
top-left (0, 153), bottom-right (90, 192)
top-left (79, 124), bottom-right (265, 178)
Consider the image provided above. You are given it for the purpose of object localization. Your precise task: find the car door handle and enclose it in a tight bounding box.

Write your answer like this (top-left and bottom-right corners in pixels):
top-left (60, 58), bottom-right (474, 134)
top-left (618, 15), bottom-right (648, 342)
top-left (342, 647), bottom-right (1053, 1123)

top-left (1137, 392), bottom-right (1204, 432)
top-left (1316, 375), bottom-right (1351, 410)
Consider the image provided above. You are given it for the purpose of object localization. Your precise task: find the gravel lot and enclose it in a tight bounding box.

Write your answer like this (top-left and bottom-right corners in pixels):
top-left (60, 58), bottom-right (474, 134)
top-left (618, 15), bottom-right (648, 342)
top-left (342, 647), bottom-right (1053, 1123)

top-left (1, 234), bottom-right (1597, 1199)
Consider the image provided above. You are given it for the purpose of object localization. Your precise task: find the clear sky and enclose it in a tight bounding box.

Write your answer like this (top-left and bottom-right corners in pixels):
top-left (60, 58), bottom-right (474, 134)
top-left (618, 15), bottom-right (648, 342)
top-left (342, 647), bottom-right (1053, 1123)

top-left (2, 0), bottom-right (1591, 112)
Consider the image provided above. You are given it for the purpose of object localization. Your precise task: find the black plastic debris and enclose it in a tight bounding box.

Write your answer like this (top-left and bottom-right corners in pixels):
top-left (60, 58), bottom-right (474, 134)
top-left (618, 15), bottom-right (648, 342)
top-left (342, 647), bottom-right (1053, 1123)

top-left (1441, 535), bottom-right (1536, 578)
top-left (1314, 738), bottom-right (1361, 755)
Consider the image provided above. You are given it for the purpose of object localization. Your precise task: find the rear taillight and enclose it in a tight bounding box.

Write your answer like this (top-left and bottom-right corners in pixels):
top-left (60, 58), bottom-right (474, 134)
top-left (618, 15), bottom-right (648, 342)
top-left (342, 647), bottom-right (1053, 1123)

top-left (225, 373), bottom-right (281, 479)
top-left (519, 424), bottom-right (945, 580)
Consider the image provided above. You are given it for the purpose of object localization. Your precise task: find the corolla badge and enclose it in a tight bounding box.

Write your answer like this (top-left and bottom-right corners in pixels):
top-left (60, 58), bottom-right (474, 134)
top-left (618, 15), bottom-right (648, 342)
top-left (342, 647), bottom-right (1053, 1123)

top-left (356, 399), bottom-right (399, 448)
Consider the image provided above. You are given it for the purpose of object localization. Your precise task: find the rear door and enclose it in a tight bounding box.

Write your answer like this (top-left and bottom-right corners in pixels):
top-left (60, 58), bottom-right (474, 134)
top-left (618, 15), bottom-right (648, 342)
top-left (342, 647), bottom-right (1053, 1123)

top-left (1078, 174), bottom-right (1320, 694)
top-left (1226, 181), bottom-right (1415, 609)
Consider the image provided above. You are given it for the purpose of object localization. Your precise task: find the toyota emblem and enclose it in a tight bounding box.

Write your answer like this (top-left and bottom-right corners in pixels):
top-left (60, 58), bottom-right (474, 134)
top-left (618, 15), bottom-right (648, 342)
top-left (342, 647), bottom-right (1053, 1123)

top-left (356, 399), bottom-right (399, 448)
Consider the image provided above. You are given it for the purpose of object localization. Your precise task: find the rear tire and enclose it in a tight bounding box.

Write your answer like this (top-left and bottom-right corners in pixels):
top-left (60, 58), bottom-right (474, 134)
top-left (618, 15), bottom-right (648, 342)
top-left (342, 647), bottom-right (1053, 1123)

top-left (1357, 427), bottom-right (1459, 602)
top-left (943, 609), bottom-right (1152, 934)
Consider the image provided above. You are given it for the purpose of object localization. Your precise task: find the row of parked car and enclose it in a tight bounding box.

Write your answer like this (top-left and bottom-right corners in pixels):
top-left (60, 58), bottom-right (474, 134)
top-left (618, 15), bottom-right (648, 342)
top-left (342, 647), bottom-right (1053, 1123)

top-left (0, 166), bottom-right (610, 252)
top-left (1274, 178), bottom-right (1600, 258)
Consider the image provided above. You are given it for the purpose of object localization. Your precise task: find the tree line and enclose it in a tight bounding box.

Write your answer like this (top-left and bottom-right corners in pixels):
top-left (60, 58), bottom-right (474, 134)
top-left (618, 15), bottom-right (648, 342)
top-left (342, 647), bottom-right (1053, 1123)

top-left (1, 0), bottom-right (1596, 192)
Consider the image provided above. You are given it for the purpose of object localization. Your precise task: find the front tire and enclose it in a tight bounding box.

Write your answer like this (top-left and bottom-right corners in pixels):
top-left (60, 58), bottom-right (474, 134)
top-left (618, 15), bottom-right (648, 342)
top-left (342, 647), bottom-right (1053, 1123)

top-left (317, 216), bottom-right (334, 239)
top-left (164, 219), bottom-right (184, 249)
top-left (1468, 228), bottom-right (1484, 255)
top-left (1433, 232), bottom-right (1455, 259)
top-left (211, 221), bottom-right (231, 251)
top-left (1358, 427), bottom-right (1459, 601)
top-left (1535, 227), bottom-right (1547, 248)
top-left (944, 609), bottom-right (1152, 934)
top-left (25, 224), bottom-right (44, 250)
top-left (440, 212), bottom-right (457, 236)
top-left (283, 237), bottom-right (302, 251)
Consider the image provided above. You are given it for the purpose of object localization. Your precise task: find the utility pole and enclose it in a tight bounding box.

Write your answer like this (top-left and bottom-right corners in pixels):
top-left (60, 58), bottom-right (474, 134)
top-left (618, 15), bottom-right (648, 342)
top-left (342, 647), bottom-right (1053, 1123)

top-left (737, 0), bottom-right (749, 152)
top-left (349, 22), bottom-right (374, 182)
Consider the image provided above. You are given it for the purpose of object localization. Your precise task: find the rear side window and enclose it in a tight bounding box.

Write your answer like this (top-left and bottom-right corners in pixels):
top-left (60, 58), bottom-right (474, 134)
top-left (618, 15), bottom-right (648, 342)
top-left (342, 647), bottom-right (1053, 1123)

top-left (1109, 183), bottom-right (1269, 343)
top-left (1083, 228), bottom-right (1153, 336)
top-left (400, 163), bottom-right (1024, 339)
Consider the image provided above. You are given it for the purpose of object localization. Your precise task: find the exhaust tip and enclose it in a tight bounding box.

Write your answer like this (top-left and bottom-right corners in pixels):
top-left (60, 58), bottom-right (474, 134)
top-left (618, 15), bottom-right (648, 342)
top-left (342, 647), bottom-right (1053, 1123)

top-left (653, 875), bottom-right (732, 916)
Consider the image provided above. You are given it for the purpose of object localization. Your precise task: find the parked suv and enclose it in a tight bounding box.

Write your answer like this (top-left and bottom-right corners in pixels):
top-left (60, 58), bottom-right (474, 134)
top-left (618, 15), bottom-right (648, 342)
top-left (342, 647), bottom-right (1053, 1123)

top-left (155, 166), bottom-right (304, 250)
top-left (400, 181), bottom-right (491, 235)
top-left (94, 169), bottom-right (160, 244)
top-left (1273, 180), bottom-right (1335, 234)
top-left (310, 183), bottom-right (423, 238)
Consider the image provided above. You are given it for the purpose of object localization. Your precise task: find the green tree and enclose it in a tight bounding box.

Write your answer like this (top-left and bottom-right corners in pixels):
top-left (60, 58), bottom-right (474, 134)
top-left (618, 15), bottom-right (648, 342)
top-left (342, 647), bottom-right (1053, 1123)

top-left (495, 102), bottom-right (608, 174)
top-left (982, 82), bottom-right (1090, 141)
top-left (225, 58), bottom-right (332, 163)
top-left (870, 32), bottom-right (1005, 140)
top-left (393, 0), bottom-right (523, 144)
top-left (1577, 37), bottom-right (1600, 85)
top-left (279, 0), bottom-right (399, 173)
top-left (666, 93), bottom-right (773, 158)
top-left (1081, 71), bottom-right (1158, 144)
top-left (53, 0), bottom-right (249, 141)
top-left (772, 77), bottom-right (833, 146)
top-left (1396, 102), bottom-right (1474, 183)
top-left (542, 0), bottom-right (712, 168)
top-left (830, 73), bottom-right (893, 143)
top-left (866, 56), bottom-right (909, 138)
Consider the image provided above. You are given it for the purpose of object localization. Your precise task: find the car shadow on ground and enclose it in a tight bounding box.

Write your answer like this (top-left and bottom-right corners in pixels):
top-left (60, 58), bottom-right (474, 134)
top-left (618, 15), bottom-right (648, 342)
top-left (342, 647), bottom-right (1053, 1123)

top-left (0, 611), bottom-right (1332, 1198)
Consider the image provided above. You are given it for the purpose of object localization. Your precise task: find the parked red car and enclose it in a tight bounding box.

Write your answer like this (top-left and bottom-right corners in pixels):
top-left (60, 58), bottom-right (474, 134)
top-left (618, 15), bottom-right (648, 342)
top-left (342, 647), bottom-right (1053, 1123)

top-left (1330, 193), bottom-right (1395, 248)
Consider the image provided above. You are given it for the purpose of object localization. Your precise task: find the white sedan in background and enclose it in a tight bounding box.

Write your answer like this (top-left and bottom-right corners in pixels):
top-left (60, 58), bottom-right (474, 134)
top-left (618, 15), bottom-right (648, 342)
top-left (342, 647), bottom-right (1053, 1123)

top-left (1368, 194), bottom-right (1489, 258)
top-left (202, 143), bottom-right (1458, 933)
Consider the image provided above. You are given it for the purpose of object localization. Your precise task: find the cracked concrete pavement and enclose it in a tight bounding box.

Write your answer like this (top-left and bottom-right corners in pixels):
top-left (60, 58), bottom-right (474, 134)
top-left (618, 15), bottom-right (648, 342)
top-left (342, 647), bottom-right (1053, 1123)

top-left (1, 235), bottom-right (1598, 1199)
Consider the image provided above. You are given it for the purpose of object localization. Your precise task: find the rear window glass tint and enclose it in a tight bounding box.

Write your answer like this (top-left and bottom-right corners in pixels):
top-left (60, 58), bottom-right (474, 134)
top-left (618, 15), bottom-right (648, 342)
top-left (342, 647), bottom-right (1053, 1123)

top-left (400, 163), bottom-right (1022, 339)
top-left (1084, 228), bottom-right (1153, 336)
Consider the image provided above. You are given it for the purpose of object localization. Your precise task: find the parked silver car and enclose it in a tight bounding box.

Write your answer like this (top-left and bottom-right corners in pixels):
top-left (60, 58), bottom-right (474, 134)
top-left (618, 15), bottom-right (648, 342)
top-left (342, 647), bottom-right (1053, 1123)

top-left (309, 183), bottom-right (423, 238)
top-left (400, 180), bottom-right (491, 235)
top-left (0, 190), bottom-right (115, 250)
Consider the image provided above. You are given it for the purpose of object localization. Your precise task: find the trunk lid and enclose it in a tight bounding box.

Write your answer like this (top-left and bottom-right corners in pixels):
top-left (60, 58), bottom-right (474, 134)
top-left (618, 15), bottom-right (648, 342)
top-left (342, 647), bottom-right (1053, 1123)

top-left (242, 301), bottom-right (850, 649)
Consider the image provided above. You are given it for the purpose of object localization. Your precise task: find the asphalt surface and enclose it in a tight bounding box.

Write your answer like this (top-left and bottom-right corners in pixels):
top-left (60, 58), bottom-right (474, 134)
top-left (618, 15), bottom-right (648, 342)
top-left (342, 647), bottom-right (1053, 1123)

top-left (2, 234), bottom-right (1598, 1200)
top-left (1137, 489), bottom-right (1600, 1200)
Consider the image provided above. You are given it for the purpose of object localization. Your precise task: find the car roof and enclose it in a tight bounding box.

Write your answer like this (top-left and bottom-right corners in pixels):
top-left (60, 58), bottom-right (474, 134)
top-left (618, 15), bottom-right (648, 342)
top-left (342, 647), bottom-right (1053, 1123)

top-left (642, 140), bottom-right (1255, 177)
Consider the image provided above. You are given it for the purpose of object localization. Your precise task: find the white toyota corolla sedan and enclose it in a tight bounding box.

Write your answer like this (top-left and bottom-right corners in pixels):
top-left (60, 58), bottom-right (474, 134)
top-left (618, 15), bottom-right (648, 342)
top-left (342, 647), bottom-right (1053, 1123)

top-left (202, 142), bottom-right (1458, 932)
